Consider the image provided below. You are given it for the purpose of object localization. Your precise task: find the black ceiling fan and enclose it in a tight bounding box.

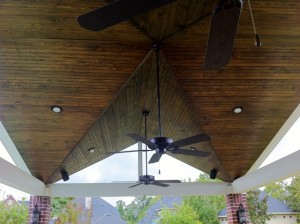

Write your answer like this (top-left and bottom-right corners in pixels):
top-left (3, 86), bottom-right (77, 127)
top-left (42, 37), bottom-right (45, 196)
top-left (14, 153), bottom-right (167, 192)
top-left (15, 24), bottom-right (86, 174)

top-left (77, 0), bottom-right (246, 69)
top-left (129, 110), bottom-right (181, 188)
top-left (108, 44), bottom-right (211, 163)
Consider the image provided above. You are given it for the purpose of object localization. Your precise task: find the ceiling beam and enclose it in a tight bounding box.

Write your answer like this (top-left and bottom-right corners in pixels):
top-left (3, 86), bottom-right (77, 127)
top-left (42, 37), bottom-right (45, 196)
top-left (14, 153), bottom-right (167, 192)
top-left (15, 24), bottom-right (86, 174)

top-left (232, 150), bottom-right (300, 193)
top-left (2, 149), bottom-right (299, 197)
top-left (248, 104), bottom-right (300, 173)
top-left (46, 150), bottom-right (300, 197)
top-left (0, 121), bottom-right (31, 174)
top-left (0, 157), bottom-right (45, 195)
top-left (46, 182), bottom-right (230, 197)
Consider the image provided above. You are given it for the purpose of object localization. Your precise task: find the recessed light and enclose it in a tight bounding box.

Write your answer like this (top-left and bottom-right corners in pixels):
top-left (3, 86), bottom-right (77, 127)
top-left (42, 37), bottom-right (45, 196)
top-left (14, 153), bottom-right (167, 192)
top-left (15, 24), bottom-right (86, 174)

top-left (51, 106), bottom-right (62, 113)
top-left (88, 147), bottom-right (96, 153)
top-left (233, 106), bottom-right (243, 114)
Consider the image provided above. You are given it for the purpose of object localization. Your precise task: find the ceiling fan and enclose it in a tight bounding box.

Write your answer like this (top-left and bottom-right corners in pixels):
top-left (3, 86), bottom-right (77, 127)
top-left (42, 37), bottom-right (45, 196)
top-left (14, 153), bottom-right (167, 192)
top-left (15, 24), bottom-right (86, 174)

top-left (129, 110), bottom-right (181, 188)
top-left (108, 44), bottom-right (211, 163)
top-left (77, 0), bottom-right (245, 69)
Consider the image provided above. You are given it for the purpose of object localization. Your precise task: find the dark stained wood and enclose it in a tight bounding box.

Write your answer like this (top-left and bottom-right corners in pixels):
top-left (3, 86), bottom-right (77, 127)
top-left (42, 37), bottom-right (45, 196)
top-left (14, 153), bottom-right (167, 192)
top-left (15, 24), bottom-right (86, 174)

top-left (47, 51), bottom-right (229, 183)
top-left (0, 0), bottom-right (300, 184)
top-left (132, 0), bottom-right (218, 42)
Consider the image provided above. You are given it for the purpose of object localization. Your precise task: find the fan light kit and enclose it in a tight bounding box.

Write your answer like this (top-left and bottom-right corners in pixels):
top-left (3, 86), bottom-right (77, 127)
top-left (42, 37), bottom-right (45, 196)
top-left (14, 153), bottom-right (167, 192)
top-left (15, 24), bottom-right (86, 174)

top-left (51, 106), bottom-right (62, 113)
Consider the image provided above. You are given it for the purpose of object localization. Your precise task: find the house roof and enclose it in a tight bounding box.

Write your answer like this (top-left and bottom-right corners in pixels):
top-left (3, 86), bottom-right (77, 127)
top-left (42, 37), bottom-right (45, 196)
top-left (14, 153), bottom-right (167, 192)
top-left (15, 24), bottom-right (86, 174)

top-left (218, 191), bottom-right (296, 217)
top-left (73, 197), bottom-right (126, 224)
top-left (50, 197), bottom-right (126, 224)
top-left (138, 196), bottom-right (182, 224)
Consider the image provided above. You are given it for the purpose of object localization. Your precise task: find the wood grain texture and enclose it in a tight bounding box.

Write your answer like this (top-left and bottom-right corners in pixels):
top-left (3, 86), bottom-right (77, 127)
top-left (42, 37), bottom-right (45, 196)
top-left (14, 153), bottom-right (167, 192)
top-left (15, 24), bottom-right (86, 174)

top-left (0, 0), bottom-right (300, 183)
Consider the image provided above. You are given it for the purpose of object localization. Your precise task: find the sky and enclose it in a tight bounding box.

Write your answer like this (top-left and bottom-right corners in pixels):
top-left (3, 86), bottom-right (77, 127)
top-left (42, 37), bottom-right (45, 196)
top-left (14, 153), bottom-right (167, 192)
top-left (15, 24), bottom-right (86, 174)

top-left (1, 116), bottom-right (300, 206)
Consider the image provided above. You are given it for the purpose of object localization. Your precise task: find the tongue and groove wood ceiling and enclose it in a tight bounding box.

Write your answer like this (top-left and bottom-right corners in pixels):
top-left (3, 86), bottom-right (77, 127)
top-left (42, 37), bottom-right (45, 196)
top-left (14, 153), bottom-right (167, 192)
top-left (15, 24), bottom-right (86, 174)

top-left (0, 0), bottom-right (299, 184)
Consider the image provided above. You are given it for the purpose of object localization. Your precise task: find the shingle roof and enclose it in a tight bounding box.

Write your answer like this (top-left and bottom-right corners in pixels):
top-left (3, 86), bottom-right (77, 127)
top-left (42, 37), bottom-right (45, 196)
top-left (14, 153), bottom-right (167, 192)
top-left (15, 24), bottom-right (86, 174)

top-left (73, 197), bottom-right (126, 224)
top-left (138, 196), bottom-right (182, 224)
top-left (218, 191), bottom-right (295, 217)
top-left (50, 197), bottom-right (126, 224)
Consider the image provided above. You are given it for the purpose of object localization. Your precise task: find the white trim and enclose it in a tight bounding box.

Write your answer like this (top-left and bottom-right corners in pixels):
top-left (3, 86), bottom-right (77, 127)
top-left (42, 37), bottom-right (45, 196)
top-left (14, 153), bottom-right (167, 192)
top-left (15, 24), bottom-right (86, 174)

top-left (1, 150), bottom-right (299, 197)
top-left (248, 104), bottom-right (300, 173)
top-left (232, 150), bottom-right (300, 193)
top-left (45, 182), bottom-right (230, 197)
top-left (0, 157), bottom-right (45, 195)
top-left (0, 121), bottom-right (31, 174)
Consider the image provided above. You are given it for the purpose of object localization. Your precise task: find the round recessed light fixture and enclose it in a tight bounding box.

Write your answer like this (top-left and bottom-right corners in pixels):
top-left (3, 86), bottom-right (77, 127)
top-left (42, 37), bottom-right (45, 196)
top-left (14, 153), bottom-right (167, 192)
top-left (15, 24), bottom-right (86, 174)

top-left (88, 147), bottom-right (96, 153)
top-left (51, 105), bottom-right (63, 113)
top-left (233, 106), bottom-right (243, 114)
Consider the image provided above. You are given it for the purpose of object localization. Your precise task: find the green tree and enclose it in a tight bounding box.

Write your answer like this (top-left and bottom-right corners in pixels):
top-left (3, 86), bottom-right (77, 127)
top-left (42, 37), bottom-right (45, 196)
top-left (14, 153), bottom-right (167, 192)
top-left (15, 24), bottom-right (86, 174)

top-left (264, 181), bottom-right (286, 201)
top-left (285, 175), bottom-right (300, 223)
top-left (51, 197), bottom-right (90, 224)
top-left (247, 190), bottom-right (271, 224)
top-left (0, 200), bottom-right (28, 224)
top-left (158, 203), bottom-right (203, 224)
top-left (116, 196), bottom-right (157, 224)
top-left (51, 197), bottom-right (74, 223)
top-left (183, 173), bottom-right (226, 224)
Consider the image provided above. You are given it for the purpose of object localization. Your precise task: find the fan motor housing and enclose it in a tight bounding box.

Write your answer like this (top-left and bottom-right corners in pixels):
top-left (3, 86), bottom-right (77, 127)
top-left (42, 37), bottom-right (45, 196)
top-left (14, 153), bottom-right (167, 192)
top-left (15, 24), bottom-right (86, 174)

top-left (139, 175), bottom-right (155, 184)
top-left (150, 137), bottom-right (173, 152)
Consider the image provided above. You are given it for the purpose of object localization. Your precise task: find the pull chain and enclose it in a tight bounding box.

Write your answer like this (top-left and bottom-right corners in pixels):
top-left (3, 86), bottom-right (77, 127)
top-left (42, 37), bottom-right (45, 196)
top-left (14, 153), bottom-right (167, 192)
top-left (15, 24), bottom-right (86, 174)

top-left (248, 0), bottom-right (261, 47)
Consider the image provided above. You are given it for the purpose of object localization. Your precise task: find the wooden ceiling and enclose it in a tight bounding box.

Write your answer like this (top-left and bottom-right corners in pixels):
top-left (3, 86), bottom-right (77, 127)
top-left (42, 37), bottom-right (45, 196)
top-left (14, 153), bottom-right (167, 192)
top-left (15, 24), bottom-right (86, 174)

top-left (0, 0), bottom-right (300, 184)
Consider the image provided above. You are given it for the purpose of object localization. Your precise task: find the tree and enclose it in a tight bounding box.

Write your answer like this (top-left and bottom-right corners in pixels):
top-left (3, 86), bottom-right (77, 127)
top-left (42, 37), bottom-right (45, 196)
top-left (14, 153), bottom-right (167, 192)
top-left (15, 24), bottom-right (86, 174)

top-left (51, 197), bottom-right (74, 223)
top-left (264, 181), bottom-right (286, 201)
top-left (51, 197), bottom-right (90, 224)
top-left (116, 196), bottom-right (157, 224)
top-left (183, 173), bottom-right (226, 224)
top-left (0, 200), bottom-right (28, 224)
top-left (247, 190), bottom-right (271, 224)
top-left (158, 202), bottom-right (203, 224)
top-left (285, 175), bottom-right (300, 223)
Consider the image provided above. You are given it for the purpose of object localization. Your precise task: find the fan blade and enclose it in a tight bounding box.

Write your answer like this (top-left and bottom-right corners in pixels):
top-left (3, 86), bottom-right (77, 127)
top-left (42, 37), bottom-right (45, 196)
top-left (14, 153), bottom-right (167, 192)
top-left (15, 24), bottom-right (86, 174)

top-left (105, 149), bottom-right (153, 155)
top-left (151, 181), bottom-right (169, 187)
top-left (166, 133), bottom-right (211, 150)
top-left (148, 152), bottom-right (163, 164)
top-left (204, 0), bottom-right (243, 69)
top-left (156, 180), bottom-right (181, 183)
top-left (77, 0), bottom-right (176, 31)
top-left (126, 133), bottom-right (157, 150)
top-left (171, 148), bottom-right (210, 157)
top-left (128, 183), bottom-right (143, 188)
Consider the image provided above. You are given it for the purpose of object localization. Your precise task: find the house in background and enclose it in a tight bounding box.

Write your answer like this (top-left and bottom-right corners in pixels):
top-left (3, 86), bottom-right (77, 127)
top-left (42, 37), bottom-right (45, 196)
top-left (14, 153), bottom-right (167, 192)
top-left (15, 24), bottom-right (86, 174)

top-left (218, 191), bottom-right (298, 224)
top-left (138, 196), bottom-right (182, 224)
top-left (2, 194), bottom-right (20, 206)
top-left (49, 197), bottom-right (126, 224)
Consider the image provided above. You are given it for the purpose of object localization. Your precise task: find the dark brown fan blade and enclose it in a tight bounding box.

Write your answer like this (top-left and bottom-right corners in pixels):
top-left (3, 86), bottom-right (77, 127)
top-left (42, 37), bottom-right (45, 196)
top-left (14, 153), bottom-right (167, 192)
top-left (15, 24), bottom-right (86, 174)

top-left (126, 133), bottom-right (157, 150)
top-left (156, 180), bottom-right (181, 183)
top-left (128, 183), bottom-right (143, 188)
top-left (166, 133), bottom-right (211, 150)
top-left (77, 0), bottom-right (176, 31)
top-left (148, 152), bottom-right (163, 164)
top-left (204, 0), bottom-right (243, 69)
top-left (171, 148), bottom-right (210, 157)
top-left (105, 149), bottom-right (153, 155)
top-left (151, 181), bottom-right (169, 187)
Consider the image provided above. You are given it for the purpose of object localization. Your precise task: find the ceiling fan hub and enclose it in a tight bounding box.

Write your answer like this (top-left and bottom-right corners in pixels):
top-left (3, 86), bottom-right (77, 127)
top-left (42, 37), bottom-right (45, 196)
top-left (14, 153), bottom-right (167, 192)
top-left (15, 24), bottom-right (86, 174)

top-left (150, 137), bottom-right (173, 152)
top-left (139, 175), bottom-right (155, 185)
